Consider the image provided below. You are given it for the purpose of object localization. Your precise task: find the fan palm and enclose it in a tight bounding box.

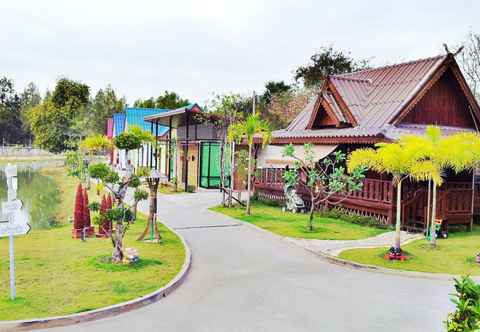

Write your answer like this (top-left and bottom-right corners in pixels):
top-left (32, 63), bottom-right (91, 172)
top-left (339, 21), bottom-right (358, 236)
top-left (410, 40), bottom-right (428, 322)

top-left (348, 140), bottom-right (426, 250)
top-left (228, 114), bottom-right (271, 215)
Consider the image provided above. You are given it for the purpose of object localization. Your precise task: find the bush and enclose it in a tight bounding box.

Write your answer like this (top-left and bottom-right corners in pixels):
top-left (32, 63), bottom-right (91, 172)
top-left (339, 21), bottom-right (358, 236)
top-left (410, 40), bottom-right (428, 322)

top-left (445, 276), bottom-right (480, 331)
top-left (186, 185), bottom-right (196, 193)
top-left (321, 208), bottom-right (389, 229)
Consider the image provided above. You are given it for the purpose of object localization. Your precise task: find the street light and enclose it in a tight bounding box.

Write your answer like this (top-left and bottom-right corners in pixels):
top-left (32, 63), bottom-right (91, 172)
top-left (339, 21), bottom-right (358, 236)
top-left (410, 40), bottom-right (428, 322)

top-left (137, 169), bottom-right (161, 242)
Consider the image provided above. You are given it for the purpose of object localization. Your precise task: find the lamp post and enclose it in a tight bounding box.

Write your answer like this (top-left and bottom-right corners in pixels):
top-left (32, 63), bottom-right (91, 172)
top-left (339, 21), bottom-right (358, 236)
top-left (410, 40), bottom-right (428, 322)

top-left (137, 169), bottom-right (162, 242)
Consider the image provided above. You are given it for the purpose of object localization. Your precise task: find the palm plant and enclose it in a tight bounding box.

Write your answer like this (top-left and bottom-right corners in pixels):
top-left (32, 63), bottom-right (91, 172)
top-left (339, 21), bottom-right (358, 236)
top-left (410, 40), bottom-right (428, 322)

top-left (399, 127), bottom-right (477, 246)
top-left (348, 141), bottom-right (426, 251)
top-left (228, 114), bottom-right (271, 215)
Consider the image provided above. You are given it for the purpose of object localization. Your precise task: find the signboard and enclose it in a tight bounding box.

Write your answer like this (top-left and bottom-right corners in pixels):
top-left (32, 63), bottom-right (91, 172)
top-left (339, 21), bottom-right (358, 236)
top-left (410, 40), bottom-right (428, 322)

top-left (0, 209), bottom-right (30, 238)
top-left (2, 163), bottom-right (31, 300)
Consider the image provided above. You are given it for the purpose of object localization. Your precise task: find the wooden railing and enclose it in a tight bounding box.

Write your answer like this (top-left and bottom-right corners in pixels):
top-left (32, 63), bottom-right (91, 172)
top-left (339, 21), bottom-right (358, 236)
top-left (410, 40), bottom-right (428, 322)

top-left (254, 168), bottom-right (393, 203)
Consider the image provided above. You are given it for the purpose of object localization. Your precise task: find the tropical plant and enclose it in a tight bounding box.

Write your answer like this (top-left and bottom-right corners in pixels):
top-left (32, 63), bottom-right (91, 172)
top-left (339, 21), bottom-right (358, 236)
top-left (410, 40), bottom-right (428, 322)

top-left (87, 163), bottom-right (136, 263)
top-left (445, 276), bottom-right (480, 332)
top-left (79, 134), bottom-right (113, 155)
top-left (284, 144), bottom-right (366, 231)
top-left (348, 140), bottom-right (427, 251)
top-left (65, 150), bottom-right (89, 185)
top-left (228, 113), bottom-right (272, 215)
top-left (398, 126), bottom-right (479, 246)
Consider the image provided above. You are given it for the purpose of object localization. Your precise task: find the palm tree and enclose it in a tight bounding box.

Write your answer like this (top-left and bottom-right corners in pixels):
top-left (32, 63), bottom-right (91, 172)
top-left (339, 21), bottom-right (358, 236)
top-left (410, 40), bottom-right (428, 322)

top-left (399, 127), bottom-right (480, 246)
top-left (228, 114), bottom-right (271, 215)
top-left (348, 141), bottom-right (426, 251)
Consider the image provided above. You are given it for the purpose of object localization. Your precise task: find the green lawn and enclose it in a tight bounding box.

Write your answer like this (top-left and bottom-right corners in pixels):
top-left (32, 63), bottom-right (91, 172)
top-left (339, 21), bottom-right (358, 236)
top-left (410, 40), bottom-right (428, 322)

top-left (211, 202), bottom-right (387, 240)
top-left (339, 227), bottom-right (480, 275)
top-left (0, 168), bottom-right (185, 320)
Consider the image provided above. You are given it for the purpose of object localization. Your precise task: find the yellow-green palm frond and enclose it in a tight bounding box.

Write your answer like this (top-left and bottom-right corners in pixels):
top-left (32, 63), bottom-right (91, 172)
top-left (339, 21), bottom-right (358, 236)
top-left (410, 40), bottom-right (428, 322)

top-left (425, 125), bottom-right (442, 145)
top-left (408, 160), bottom-right (443, 185)
top-left (227, 121), bottom-right (246, 143)
top-left (347, 148), bottom-right (378, 173)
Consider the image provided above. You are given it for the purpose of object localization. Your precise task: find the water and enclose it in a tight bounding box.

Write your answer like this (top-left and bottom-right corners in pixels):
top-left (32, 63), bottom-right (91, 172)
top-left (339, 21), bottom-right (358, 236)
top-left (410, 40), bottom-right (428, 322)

top-left (0, 161), bottom-right (62, 229)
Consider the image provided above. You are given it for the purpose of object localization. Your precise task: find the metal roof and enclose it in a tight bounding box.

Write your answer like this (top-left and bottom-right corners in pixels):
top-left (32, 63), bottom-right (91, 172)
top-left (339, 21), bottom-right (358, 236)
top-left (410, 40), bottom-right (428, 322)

top-left (112, 113), bottom-right (126, 137)
top-left (125, 108), bottom-right (170, 135)
top-left (144, 103), bottom-right (202, 128)
top-left (276, 54), bottom-right (457, 142)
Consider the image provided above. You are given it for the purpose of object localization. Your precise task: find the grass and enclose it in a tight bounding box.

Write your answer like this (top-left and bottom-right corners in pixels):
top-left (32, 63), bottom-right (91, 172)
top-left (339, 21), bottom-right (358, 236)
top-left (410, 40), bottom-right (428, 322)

top-left (339, 226), bottom-right (480, 275)
top-left (210, 202), bottom-right (387, 240)
top-left (0, 168), bottom-right (185, 320)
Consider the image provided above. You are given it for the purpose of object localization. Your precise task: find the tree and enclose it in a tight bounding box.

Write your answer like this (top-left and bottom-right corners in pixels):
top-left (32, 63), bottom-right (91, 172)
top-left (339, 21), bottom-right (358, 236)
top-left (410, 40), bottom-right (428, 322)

top-left (0, 77), bottom-right (28, 144)
top-left (26, 78), bottom-right (91, 152)
top-left (283, 144), bottom-right (366, 231)
top-left (228, 114), bottom-right (272, 215)
top-left (261, 81), bottom-right (291, 105)
top-left (79, 134), bottom-right (113, 155)
top-left (458, 31), bottom-right (480, 99)
top-left (51, 78), bottom-right (89, 109)
top-left (90, 86), bottom-right (125, 134)
top-left (88, 163), bottom-right (134, 263)
top-left (26, 99), bottom-right (74, 152)
top-left (445, 276), bottom-right (480, 332)
top-left (133, 188), bottom-right (148, 221)
top-left (400, 127), bottom-right (480, 246)
top-left (207, 94), bottom-right (244, 205)
top-left (263, 87), bottom-right (313, 129)
top-left (348, 141), bottom-right (426, 252)
top-left (134, 91), bottom-right (189, 109)
top-left (294, 46), bottom-right (369, 88)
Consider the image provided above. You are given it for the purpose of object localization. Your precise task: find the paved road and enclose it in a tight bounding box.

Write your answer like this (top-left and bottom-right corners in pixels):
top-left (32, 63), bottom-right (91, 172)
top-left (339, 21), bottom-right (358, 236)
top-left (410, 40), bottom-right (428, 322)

top-left (45, 191), bottom-right (453, 332)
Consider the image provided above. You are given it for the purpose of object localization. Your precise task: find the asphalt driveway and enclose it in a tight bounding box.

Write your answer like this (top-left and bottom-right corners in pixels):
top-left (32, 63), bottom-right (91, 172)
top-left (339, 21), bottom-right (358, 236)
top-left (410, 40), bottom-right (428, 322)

top-left (43, 191), bottom-right (453, 332)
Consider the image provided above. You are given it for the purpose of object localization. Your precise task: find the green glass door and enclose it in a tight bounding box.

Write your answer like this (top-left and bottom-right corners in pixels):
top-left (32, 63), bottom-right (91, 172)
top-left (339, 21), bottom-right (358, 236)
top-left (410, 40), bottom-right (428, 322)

top-left (200, 142), bottom-right (230, 189)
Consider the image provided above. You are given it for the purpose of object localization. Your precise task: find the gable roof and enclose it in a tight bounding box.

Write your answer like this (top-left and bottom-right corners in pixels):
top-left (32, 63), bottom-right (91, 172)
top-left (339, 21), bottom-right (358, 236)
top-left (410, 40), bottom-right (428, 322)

top-left (125, 107), bottom-right (170, 135)
top-left (275, 53), bottom-right (480, 143)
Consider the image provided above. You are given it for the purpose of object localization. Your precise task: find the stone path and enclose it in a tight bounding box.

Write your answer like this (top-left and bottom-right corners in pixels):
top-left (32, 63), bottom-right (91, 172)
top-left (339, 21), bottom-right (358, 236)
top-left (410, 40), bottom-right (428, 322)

top-left (286, 230), bottom-right (423, 256)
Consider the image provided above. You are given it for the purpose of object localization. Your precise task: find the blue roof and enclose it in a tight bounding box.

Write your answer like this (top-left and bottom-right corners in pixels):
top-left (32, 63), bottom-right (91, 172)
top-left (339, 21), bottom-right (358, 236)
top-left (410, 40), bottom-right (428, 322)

top-left (125, 108), bottom-right (170, 135)
top-left (113, 113), bottom-right (126, 137)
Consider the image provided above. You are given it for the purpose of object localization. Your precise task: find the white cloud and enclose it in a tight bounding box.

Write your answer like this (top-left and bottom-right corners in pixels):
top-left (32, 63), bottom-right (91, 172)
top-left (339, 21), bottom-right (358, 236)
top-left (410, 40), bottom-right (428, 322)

top-left (1, 0), bottom-right (479, 105)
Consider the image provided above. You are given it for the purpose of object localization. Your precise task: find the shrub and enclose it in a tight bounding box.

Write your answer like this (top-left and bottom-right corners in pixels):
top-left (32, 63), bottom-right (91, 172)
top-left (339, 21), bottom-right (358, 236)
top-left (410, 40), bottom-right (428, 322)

top-left (186, 185), bottom-right (196, 193)
top-left (321, 208), bottom-right (389, 229)
top-left (445, 276), bottom-right (480, 332)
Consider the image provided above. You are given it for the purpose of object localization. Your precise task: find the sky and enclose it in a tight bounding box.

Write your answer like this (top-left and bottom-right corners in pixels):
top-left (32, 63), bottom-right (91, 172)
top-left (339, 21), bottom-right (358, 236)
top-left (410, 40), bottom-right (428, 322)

top-left (1, 0), bottom-right (479, 106)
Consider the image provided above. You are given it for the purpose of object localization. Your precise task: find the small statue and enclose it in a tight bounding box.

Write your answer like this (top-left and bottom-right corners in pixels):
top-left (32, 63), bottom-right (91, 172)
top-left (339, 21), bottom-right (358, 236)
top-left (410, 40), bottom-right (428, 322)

top-left (282, 184), bottom-right (305, 213)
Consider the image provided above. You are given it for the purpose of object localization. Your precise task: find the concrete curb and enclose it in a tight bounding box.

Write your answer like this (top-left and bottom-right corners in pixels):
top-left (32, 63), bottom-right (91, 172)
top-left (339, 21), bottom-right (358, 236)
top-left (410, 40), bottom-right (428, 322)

top-left (0, 223), bottom-right (192, 331)
top-left (214, 210), bottom-right (462, 281)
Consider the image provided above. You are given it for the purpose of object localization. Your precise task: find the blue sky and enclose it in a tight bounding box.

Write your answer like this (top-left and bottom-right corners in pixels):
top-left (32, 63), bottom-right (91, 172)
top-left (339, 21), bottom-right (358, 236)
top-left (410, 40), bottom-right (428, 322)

top-left (1, 0), bottom-right (478, 105)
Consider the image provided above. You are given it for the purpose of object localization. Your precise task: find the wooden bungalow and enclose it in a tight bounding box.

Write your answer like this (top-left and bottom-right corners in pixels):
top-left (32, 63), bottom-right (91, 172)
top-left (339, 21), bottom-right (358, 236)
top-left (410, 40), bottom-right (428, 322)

top-left (254, 52), bottom-right (480, 231)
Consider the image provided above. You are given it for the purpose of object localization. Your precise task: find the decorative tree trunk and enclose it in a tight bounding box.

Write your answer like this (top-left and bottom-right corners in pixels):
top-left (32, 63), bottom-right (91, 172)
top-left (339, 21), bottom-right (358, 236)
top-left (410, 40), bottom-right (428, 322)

top-left (111, 221), bottom-right (124, 263)
top-left (138, 178), bottom-right (161, 242)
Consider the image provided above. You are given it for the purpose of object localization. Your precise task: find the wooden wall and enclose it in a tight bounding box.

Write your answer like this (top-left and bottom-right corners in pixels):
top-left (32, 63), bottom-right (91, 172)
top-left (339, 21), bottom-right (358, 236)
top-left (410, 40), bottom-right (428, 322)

top-left (401, 68), bottom-right (476, 128)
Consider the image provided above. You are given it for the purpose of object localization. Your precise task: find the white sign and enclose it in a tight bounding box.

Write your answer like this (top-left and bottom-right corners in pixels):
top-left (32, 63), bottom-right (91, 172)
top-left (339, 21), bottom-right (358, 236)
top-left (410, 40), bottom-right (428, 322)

top-left (0, 210), bottom-right (30, 238)
top-left (2, 199), bottom-right (22, 214)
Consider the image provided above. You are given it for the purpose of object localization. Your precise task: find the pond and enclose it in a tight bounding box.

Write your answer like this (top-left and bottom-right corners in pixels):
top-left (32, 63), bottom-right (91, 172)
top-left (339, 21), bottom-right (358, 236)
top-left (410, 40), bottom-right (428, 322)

top-left (0, 161), bottom-right (63, 229)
